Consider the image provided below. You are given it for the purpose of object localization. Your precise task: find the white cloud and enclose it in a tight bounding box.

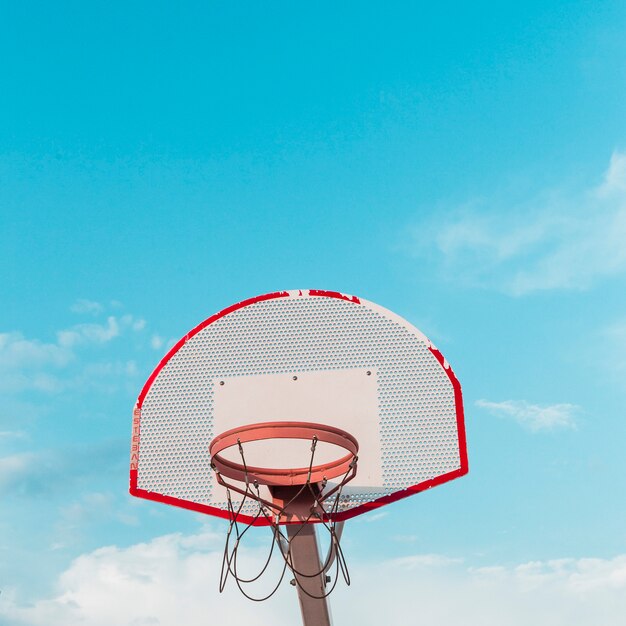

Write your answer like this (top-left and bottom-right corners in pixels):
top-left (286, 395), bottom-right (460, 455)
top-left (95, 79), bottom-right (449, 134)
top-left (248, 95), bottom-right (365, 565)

top-left (70, 300), bottom-right (104, 315)
top-left (600, 319), bottom-right (626, 384)
top-left (132, 318), bottom-right (146, 331)
top-left (2, 530), bottom-right (626, 626)
top-left (0, 440), bottom-right (125, 497)
top-left (410, 151), bottom-right (626, 295)
top-left (0, 310), bottom-right (147, 395)
top-left (0, 430), bottom-right (27, 441)
top-left (476, 399), bottom-right (579, 432)
top-left (392, 553), bottom-right (462, 568)
top-left (150, 335), bottom-right (164, 350)
top-left (0, 398), bottom-right (48, 428)
top-left (0, 333), bottom-right (74, 393)
top-left (58, 314), bottom-right (146, 349)
top-left (71, 360), bottom-right (140, 394)
top-left (0, 530), bottom-right (296, 626)
top-left (1, 315), bottom-right (143, 372)
top-left (56, 493), bottom-right (140, 536)
top-left (0, 332), bottom-right (73, 370)
top-left (598, 151), bottom-right (626, 196)
top-left (0, 451), bottom-right (41, 492)
top-left (360, 511), bottom-right (388, 523)
top-left (57, 316), bottom-right (121, 348)
top-left (346, 553), bottom-right (626, 626)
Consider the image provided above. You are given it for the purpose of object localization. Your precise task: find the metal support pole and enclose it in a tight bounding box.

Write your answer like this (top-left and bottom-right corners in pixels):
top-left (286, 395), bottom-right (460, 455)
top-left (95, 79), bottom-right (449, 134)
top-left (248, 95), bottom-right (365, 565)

top-left (287, 524), bottom-right (333, 626)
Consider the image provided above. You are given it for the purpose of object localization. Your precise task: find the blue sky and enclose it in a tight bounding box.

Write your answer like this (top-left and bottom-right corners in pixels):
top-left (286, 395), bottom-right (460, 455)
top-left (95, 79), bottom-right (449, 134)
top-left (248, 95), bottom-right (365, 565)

top-left (1, 1), bottom-right (626, 624)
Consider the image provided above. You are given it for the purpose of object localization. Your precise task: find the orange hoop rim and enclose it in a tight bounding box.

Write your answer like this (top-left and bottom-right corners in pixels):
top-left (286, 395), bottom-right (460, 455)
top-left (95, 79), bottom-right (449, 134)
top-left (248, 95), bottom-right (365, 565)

top-left (209, 421), bottom-right (359, 487)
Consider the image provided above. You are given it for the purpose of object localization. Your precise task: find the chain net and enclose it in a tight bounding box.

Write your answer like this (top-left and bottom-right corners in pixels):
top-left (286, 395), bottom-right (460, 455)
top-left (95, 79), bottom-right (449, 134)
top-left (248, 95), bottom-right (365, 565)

top-left (213, 435), bottom-right (356, 601)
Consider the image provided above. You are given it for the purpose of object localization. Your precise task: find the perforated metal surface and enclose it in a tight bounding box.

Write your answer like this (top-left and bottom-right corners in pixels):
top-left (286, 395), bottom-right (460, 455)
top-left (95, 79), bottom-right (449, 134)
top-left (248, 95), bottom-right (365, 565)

top-left (130, 290), bottom-right (467, 524)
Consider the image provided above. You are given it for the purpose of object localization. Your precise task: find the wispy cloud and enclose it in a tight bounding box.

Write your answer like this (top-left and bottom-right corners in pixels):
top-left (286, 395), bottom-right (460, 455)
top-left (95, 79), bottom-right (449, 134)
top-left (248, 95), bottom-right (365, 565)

top-left (70, 299), bottom-right (104, 315)
top-left (1, 315), bottom-right (144, 369)
top-left (2, 531), bottom-right (626, 626)
top-left (598, 151), bottom-right (626, 196)
top-left (476, 399), bottom-right (579, 432)
top-left (0, 430), bottom-right (27, 441)
top-left (0, 440), bottom-right (125, 497)
top-left (409, 151), bottom-right (626, 295)
top-left (150, 334), bottom-right (178, 352)
top-left (600, 318), bottom-right (626, 385)
top-left (57, 314), bottom-right (145, 348)
top-left (362, 511), bottom-right (388, 522)
top-left (0, 332), bottom-right (73, 370)
top-left (57, 317), bottom-right (120, 347)
top-left (0, 311), bottom-right (146, 395)
top-left (150, 334), bottom-right (164, 349)
top-left (55, 492), bottom-right (140, 541)
top-left (391, 554), bottom-right (462, 569)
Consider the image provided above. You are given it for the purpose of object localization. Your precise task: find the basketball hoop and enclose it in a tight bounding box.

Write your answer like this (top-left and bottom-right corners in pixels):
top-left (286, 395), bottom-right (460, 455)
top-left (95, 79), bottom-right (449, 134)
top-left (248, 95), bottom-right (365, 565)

top-left (209, 421), bottom-right (358, 602)
top-left (130, 289), bottom-right (469, 626)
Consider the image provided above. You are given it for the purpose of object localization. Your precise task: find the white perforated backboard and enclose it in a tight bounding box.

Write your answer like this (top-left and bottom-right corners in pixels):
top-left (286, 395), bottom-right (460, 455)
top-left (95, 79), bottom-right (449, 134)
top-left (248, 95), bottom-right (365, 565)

top-left (130, 290), bottom-right (467, 525)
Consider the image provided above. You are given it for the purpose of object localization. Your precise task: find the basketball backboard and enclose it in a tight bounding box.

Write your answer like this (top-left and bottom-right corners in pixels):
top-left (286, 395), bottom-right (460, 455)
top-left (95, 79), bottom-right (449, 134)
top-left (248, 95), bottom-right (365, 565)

top-left (130, 289), bottom-right (468, 525)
